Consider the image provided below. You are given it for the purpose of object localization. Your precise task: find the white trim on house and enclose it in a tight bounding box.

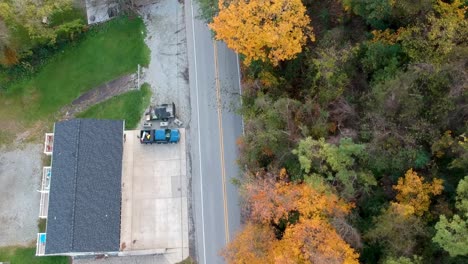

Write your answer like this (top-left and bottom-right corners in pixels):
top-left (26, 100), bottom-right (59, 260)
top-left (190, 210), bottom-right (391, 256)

top-left (39, 191), bottom-right (49, 219)
top-left (41, 167), bottom-right (52, 192)
top-left (38, 166), bottom-right (51, 218)
top-left (36, 233), bottom-right (46, 256)
top-left (44, 133), bottom-right (54, 155)
top-left (44, 251), bottom-right (120, 257)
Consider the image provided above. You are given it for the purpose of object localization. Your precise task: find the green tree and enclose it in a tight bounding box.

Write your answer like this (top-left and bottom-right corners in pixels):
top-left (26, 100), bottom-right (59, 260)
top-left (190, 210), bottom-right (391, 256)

top-left (239, 95), bottom-right (304, 169)
top-left (398, 0), bottom-right (467, 64)
top-left (432, 132), bottom-right (468, 171)
top-left (349, 0), bottom-right (393, 29)
top-left (196, 0), bottom-right (218, 22)
top-left (309, 44), bottom-right (355, 104)
top-left (0, 0), bottom-right (73, 42)
top-left (293, 137), bottom-right (376, 199)
top-left (365, 204), bottom-right (429, 257)
top-left (433, 214), bottom-right (468, 257)
top-left (433, 176), bottom-right (468, 257)
top-left (456, 176), bottom-right (468, 213)
top-left (362, 62), bottom-right (463, 176)
top-left (0, 0), bottom-right (85, 66)
top-left (342, 0), bottom-right (433, 29)
top-left (449, 135), bottom-right (468, 171)
top-left (382, 255), bottom-right (423, 264)
top-left (361, 40), bottom-right (405, 83)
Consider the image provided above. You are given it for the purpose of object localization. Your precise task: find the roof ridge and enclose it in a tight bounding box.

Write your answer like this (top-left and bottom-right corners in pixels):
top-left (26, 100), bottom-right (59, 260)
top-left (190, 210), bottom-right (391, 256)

top-left (69, 119), bottom-right (82, 251)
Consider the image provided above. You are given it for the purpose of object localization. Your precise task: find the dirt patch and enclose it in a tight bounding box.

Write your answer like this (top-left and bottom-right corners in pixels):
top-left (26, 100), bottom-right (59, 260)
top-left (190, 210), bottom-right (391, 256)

top-left (0, 117), bottom-right (51, 148)
top-left (0, 120), bottom-right (22, 146)
top-left (60, 74), bottom-right (137, 119)
top-left (0, 143), bottom-right (42, 247)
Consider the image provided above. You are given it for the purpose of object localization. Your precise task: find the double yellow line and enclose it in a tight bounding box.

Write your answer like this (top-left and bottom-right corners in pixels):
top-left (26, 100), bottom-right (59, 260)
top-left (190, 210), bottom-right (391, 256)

top-left (213, 40), bottom-right (230, 244)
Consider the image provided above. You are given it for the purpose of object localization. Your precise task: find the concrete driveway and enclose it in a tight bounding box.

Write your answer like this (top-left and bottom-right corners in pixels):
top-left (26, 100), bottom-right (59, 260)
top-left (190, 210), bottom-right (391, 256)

top-left (120, 130), bottom-right (188, 262)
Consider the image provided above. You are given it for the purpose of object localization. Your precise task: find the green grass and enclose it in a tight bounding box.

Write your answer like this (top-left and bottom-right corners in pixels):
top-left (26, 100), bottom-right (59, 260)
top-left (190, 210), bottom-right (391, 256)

top-left (0, 247), bottom-right (68, 264)
top-left (49, 7), bottom-right (85, 27)
top-left (77, 84), bottom-right (151, 129)
top-left (1, 15), bottom-right (150, 122)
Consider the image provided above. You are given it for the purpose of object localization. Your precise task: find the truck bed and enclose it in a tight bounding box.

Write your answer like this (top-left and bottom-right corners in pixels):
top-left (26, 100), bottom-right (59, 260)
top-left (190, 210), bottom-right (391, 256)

top-left (140, 130), bottom-right (154, 144)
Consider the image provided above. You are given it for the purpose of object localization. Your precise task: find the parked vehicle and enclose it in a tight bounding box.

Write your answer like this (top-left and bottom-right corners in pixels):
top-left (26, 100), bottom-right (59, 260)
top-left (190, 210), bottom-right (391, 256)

top-left (155, 129), bottom-right (180, 144)
top-left (145, 103), bottom-right (176, 121)
top-left (139, 129), bottom-right (180, 144)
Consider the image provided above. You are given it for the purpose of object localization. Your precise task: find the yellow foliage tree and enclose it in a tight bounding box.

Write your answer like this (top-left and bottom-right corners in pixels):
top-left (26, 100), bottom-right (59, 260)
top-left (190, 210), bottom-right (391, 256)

top-left (273, 218), bottom-right (359, 264)
top-left (209, 0), bottom-right (313, 66)
top-left (221, 223), bottom-right (275, 264)
top-left (393, 169), bottom-right (444, 216)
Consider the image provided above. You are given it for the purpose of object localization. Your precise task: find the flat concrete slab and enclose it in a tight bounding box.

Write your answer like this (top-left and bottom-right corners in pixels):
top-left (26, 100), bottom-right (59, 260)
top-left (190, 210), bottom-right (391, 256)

top-left (84, 0), bottom-right (119, 25)
top-left (120, 129), bottom-right (188, 260)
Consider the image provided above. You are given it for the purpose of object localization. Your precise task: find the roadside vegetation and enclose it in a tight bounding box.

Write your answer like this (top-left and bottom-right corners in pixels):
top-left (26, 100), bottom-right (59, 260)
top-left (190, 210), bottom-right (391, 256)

top-left (203, 0), bottom-right (468, 263)
top-left (197, 0), bottom-right (218, 22)
top-left (0, 16), bottom-right (149, 122)
top-left (0, 246), bottom-right (68, 264)
top-left (78, 83), bottom-right (151, 129)
top-left (0, 0), bottom-right (83, 68)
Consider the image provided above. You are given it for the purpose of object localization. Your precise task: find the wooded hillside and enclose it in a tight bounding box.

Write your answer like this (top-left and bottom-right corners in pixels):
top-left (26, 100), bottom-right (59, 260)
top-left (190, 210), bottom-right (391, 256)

top-left (207, 0), bottom-right (468, 263)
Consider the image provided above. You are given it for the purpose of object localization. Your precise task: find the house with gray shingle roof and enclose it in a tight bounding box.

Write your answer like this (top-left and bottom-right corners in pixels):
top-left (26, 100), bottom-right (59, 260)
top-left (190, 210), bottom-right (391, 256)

top-left (37, 119), bottom-right (124, 256)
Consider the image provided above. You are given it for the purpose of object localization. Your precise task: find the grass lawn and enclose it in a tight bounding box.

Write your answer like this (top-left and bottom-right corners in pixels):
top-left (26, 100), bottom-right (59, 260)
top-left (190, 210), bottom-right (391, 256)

top-left (77, 84), bottom-right (151, 129)
top-left (0, 15), bottom-right (150, 122)
top-left (0, 246), bottom-right (68, 264)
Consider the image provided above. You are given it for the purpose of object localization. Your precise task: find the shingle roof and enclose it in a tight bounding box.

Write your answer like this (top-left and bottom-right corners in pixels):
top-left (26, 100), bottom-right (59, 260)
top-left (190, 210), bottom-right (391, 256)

top-left (45, 119), bottom-right (123, 254)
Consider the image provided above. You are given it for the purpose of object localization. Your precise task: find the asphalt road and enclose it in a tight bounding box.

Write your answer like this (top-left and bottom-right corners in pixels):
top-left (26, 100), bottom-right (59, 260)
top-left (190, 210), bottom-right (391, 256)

top-left (185, 1), bottom-right (243, 263)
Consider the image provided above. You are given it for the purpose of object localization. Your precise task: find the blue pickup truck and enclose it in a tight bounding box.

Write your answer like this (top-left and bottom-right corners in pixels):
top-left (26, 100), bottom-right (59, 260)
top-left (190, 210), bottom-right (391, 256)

top-left (140, 129), bottom-right (180, 144)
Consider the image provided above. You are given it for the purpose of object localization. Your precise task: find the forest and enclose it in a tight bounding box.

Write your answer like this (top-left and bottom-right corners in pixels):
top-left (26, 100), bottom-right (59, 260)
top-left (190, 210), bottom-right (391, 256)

top-left (205, 0), bottom-right (468, 263)
top-left (0, 0), bottom-right (466, 263)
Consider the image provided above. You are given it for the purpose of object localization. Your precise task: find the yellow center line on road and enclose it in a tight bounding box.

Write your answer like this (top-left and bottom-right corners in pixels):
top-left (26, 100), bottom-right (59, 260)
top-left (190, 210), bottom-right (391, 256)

top-left (213, 40), bottom-right (230, 244)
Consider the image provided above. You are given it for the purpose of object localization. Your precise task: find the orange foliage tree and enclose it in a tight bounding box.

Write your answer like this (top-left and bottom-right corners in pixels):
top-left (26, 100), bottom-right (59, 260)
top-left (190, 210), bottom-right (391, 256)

top-left (245, 177), bottom-right (350, 224)
top-left (393, 169), bottom-right (444, 216)
top-left (209, 0), bottom-right (313, 66)
top-left (274, 218), bottom-right (360, 264)
top-left (222, 223), bottom-right (275, 264)
top-left (224, 174), bottom-right (359, 263)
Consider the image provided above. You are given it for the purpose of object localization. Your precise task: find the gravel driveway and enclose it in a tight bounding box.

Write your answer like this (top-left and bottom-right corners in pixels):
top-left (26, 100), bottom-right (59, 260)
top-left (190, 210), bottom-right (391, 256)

top-left (0, 143), bottom-right (42, 246)
top-left (139, 0), bottom-right (191, 125)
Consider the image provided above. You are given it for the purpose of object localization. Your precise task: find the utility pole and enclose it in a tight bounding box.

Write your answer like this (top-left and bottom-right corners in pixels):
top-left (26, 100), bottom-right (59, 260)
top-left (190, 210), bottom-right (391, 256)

top-left (137, 64), bottom-right (140, 89)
